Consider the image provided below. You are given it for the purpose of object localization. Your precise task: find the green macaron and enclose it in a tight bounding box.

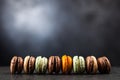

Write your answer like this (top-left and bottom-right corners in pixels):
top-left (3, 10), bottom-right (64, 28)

top-left (35, 56), bottom-right (48, 73)
top-left (41, 57), bottom-right (48, 73)
top-left (73, 56), bottom-right (85, 73)
top-left (79, 56), bottom-right (85, 73)
top-left (73, 56), bottom-right (79, 73)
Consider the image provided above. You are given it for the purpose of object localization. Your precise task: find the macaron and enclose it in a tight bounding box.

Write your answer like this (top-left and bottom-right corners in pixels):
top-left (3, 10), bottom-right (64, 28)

top-left (48, 56), bottom-right (61, 74)
top-left (62, 55), bottom-right (72, 74)
top-left (35, 56), bottom-right (48, 73)
top-left (23, 56), bottom-right (35, 74)
top-left (86, 56), bottom-right (98, 74)
top-left (73, 56), bottom-right (85, 73)
top-left (10, 56), bottom-right (23, 74)
top-left (97, 56), bottom-right (111, 74)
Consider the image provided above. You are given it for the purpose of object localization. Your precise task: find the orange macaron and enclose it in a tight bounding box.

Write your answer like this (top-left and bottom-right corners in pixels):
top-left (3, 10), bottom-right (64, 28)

top-left (62, 55), bottom-right (72, 74)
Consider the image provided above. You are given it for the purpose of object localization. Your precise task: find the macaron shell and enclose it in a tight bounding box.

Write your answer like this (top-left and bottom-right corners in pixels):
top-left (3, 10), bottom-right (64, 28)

top-left (42, 57), bottom-right (48, 73)
top-left (35, 56), bottom-right (42, 73)
top-left (48, 56), bottom-right (54, 73)
top-left (67, 56), bottom-right (72, 73)
top-left (86, 56), bottom-right (91, 73)
top-left (103, 56), bottom-right (111, 73)
top-left (73, 56), bottom-right (79, 73)
top-left (91, 56), bottom-right (98, 74)
top-left (10, 56), bottom-right (17, 74)
top-left (17, 57), bottom-right (23, 73)
top-left (55, 56), bottom-right (61, 73)
top-left (24, 56), bottom-right (30, 73)
top-left (98, 57), bottom-right (106, 73)
top-left (29, 56), bottom-right (35, 73)
top-left (62, 55), bottom-right (67, 73)
top-left (79, 56), bottom-right (85, 73)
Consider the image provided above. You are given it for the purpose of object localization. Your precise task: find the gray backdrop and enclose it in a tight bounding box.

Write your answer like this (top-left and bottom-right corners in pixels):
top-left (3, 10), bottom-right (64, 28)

top-left (0, 0), bottom-right (120, 66)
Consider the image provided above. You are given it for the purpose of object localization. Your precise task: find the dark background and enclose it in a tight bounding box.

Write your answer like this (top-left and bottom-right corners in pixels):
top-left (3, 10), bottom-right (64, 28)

top-left (0, 0), bottom-right (120, 66)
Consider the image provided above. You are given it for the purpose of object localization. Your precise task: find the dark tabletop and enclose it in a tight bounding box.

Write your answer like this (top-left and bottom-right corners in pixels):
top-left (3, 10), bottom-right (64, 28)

top-left (0, 67), bottom-right (120, 80)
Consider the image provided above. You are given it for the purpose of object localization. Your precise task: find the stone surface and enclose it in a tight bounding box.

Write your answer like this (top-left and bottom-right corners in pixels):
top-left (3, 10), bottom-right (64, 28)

top-left (0, 67), bottom-right (120, 80)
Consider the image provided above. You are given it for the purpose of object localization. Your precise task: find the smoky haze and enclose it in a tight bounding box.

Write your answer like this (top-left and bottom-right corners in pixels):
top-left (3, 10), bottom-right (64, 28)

top-left (0, 0), bottom-right (120, 66)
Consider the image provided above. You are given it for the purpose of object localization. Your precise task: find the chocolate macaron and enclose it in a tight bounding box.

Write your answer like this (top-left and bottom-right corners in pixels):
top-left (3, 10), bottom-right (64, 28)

top-left (48, 56), bottom-right (61, 74)
top-left (97, 56), bottom-right (111, 74)
top-left (10, 56), bottom-right (23, 74)
top-left (62, 55), bottom-right (72, 74)
top-left (86, 56), bottom-right (98, 74)
top-left (35, 56), bottom-right (48, 73)
top-left (24, 56), bottom-right (35, 74)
